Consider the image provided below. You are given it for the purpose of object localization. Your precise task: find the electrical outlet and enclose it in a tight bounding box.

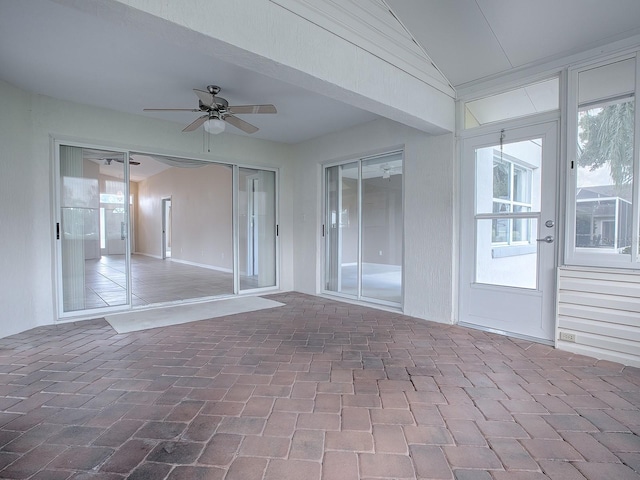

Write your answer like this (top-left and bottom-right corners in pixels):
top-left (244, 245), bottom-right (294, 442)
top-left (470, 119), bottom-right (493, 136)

top-left (559, 331), bottom-right (576, 342)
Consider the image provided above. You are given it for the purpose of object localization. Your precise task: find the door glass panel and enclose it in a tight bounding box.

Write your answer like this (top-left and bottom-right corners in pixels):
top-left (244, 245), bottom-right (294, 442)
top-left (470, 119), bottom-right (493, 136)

top-left (325, 163), bottom-right (359, 296)
top-left (361, 154), bottom-right (403, 303)
top-left (239, 168), bottom-right (276, 290)
top-left (60, 146), bottom-right (128, 311)
top-left (474, 139), bottom-right (542, 289)
top-left (476, 218), bottom-right (539, 289)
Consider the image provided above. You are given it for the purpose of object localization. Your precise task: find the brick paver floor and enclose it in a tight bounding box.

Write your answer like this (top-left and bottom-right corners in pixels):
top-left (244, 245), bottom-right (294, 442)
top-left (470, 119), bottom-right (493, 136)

top-left (0, 292), bottom-right (638, 479)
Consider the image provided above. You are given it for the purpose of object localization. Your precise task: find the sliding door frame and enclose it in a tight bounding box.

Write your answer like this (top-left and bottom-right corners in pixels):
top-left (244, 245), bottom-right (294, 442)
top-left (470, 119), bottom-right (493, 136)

top-left (52, 137), bottom-right (279, 321)
top-left (53, 138), bottom-right (132, 319)
top-left (322, 149), bottom-right (404, 308)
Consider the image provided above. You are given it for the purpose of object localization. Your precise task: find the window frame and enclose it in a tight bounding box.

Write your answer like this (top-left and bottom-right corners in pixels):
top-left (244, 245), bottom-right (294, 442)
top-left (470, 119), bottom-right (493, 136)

top-left (565, 52), bottom-right (640, 268)
top-left (491, 154), bottom-right (534, 247)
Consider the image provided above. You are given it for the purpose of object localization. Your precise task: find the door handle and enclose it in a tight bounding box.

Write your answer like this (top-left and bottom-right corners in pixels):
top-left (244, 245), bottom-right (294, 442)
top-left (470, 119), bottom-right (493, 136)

top-left (121, 222), bottom-right (126, 240)
top-left (536, 235), bottom-right (554, 243)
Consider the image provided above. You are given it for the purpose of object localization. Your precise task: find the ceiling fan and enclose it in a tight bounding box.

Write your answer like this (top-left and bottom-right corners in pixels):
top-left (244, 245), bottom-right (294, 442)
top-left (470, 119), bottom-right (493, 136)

top-left (143, 85), bottom-right (277, 134)
top-left (104, 158), bottom-right (140, 166)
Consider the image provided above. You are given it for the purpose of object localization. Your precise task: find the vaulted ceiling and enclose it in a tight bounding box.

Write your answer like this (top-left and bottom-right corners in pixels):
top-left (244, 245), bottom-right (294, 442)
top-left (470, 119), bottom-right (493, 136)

top-left (1, 0), bottom-right (639, 144)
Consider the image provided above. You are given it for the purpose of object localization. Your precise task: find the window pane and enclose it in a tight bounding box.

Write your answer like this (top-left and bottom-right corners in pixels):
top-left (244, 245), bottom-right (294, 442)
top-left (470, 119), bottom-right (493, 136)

top-left (325, 162), bottom-right (359, 296)
top-left (492, 218), bottom-right (509, 244)
top-left (575, 99), bottom-right (634, 255)
top-left (513, 166), bottom-right (530, 203)
top-left (578, 58), bottom-right (635, 105)
top-left (512, 217), bottom-right (530, 243)
top-left (239, 168), bottom-right (276, 290)
top-left (361, 154), bottom-right (403, 304)
top-left (493, 159), bottom-right (510, 200)
top-left (477, 218), bottom-right (539, 289)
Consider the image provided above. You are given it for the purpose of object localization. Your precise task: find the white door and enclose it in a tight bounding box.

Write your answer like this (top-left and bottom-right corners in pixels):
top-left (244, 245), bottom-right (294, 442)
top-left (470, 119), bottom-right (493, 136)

top-left (459, 122), bottom-right (558, 343)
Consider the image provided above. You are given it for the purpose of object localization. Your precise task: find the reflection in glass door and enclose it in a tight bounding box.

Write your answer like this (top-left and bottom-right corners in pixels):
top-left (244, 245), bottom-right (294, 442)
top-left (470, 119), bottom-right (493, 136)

top-left (238, 168), bottom-right (277, 291)
top-left (58, 146), bottom-right (129, 313)
top-left (325, 162), bottom-right (359, 296)
top-left (324, 152), bottom-right (403, 306)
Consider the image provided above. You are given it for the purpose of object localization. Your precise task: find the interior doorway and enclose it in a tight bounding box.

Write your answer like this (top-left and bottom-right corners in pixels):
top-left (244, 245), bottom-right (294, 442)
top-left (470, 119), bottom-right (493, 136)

top-left (162, 197), bottom-right (172, 259)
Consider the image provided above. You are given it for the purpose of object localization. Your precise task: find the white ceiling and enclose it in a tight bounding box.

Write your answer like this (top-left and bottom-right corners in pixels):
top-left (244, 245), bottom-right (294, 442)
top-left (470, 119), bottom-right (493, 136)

top-left (386, 0), bottom-right (640, 88)
top-left (1, 0), bottom-right (640, 144)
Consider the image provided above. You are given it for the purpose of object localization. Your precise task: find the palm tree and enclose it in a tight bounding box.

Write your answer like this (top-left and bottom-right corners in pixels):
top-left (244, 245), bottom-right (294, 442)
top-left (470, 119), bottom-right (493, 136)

top-left (578, 100), bottom-right (635, 187)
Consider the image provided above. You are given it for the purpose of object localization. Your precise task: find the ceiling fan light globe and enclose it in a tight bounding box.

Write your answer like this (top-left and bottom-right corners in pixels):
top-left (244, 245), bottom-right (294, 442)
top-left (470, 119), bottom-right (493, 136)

top-left (204, 118), bottom-right (226, 134)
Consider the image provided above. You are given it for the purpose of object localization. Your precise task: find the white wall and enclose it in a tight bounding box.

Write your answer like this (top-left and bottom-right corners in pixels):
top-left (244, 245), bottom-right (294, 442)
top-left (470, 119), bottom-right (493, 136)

top-left (137, 163), bottom-right (233, 270)
top-left (291, 118), bottom-right (456, 323)
top-left (0, 79), bottom-right (294, 336)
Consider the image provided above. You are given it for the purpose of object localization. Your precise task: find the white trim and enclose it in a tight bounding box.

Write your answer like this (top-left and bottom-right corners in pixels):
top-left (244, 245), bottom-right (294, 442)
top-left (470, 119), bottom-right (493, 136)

top-left (457, 35), bottom-right (640, 99)
top-left (134, 252), bottom-right (163, 260)
top-left (169, 257), bottom-right (233, 274)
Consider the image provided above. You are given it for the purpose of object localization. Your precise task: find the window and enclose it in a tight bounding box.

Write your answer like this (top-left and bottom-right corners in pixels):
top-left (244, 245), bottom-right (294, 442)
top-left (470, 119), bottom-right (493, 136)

top-left (567, 55), bottom-right (638, 266)
top-left (492, 156), bottom-right (533, 245)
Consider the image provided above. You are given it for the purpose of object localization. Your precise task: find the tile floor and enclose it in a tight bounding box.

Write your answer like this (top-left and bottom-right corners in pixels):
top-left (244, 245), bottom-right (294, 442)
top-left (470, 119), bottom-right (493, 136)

top-left (81, 255), bottom-right (252, 309)
top-left (0, 292), bottom-right (638, 479)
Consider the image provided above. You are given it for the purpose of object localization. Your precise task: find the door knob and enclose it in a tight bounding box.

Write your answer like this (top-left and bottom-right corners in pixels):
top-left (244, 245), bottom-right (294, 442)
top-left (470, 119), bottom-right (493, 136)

top-left (536, 235), bottom-right (554, 243)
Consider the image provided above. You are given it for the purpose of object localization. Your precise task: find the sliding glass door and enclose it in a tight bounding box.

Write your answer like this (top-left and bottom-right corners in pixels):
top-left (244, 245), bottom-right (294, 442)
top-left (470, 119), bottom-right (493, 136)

top-left (56, 144), bottom-right (279, 317)
top-left (58, 145), bottom-right (130, 313)
top-left (324, 152), bottom-right (403, 306)
top-left (238, 167), bottom-right (277, 291)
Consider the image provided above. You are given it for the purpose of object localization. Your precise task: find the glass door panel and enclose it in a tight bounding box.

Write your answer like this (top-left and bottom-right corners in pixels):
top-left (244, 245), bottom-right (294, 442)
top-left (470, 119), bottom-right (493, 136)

top-left (324, 153), bottom-right (403, 306)
top-left (325, 162), bottom-right (359, 296)
top-left (474, 140), bottom-right (542, 290)
top-left (238, 168), bottom-right (276, 290)
top-left (361, 154), bottom-right (403, 303)
top-left (59, 146), bottom-right (129, 312)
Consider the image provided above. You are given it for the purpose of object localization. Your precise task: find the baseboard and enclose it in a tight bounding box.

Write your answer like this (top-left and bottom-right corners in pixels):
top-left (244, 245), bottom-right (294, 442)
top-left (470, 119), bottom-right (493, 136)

top-left (134, 252), bottom-right (162, 259)
top-left (170, 257), bottom-right (233, 273)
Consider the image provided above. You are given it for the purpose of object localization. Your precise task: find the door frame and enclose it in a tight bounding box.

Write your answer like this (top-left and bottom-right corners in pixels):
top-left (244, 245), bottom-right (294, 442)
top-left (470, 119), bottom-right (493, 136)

top-left (458, 118), bottom-right (561, 344)
top-left (53, 139), bottom-right (132, 319)
top-left (321, 150), bottom-right (404, 308)
top-left (161, 196), bottom-right (172, 260)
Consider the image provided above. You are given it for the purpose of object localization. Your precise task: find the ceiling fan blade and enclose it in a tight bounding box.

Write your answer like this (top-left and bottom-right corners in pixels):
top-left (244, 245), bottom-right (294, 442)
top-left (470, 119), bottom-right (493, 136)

top-left (224, 115), bottom-right (259, 134)
top-left (113, 159), bottom-right (141, 165)
top-left (228, 104), bottom-right (277, 114)
top-left (194, 89), bottom-right (215, 108)
top-left (143, 108), bottom-right (199, 112)
top-left (182, 115), bottom-right (208, 132)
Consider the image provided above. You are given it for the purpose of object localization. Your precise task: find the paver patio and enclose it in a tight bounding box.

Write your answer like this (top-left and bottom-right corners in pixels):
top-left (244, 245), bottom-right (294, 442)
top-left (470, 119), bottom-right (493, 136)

top-left (0, 292), bottom-right (638, 479)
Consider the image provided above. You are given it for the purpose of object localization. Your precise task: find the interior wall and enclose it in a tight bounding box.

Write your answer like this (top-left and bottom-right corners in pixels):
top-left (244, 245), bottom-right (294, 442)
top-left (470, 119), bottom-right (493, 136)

top-left (0, 79), bottom-right (294, 337)
top-left (137, 163), bottom-right (233, 271)
top-left (291, 118), bottom-right (456, 323)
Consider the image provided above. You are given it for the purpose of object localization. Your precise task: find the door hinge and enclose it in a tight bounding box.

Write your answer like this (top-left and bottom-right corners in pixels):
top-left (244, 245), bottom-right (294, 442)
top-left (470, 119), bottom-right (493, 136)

top-left (322, 224), bottom-right (325, 237)
top-left (56, 222), bottom-right (60, 240)
top-left (276, 224), bottom-right (279, 236)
